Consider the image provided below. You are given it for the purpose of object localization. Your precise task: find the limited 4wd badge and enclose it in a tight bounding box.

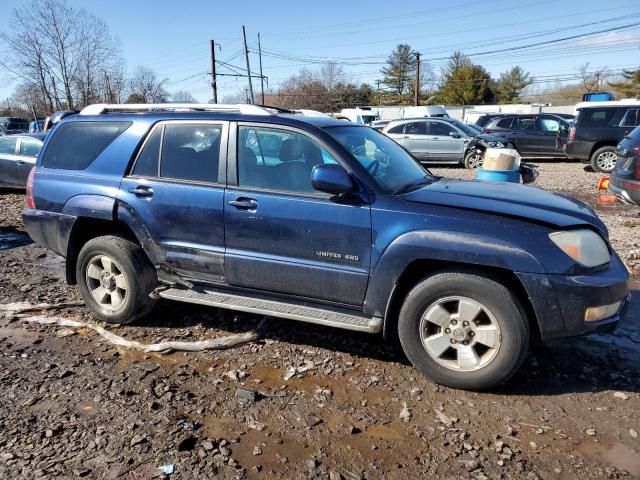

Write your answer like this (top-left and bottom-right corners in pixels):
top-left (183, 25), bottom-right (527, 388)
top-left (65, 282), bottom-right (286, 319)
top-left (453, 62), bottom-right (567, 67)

top-left (315, 251), bottom-right (359, 262)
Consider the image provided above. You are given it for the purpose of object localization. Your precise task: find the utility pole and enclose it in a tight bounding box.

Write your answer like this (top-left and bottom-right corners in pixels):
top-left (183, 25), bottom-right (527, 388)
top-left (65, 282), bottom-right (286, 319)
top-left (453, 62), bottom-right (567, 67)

top-left (210, 39), bottom-right (218, 103)
top-left (414, 52), bottom-right (421, 107)
top-left (242, 26), bottom-right (254, 104)
top-left (257, 32), bottom-right (265, 104)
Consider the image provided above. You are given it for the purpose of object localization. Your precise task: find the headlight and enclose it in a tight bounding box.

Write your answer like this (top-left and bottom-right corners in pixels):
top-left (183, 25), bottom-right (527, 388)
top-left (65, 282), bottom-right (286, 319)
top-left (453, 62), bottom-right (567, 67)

top-left (487, 141), bottom-right (505, 148)
top-left (549, 229), bottom-right (609, 267)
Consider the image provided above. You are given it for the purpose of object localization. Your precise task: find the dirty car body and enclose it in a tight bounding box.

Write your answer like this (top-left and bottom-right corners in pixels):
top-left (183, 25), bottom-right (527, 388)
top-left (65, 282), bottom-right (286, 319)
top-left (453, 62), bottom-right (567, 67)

top-left (22, 104), bottom-right (630, 390)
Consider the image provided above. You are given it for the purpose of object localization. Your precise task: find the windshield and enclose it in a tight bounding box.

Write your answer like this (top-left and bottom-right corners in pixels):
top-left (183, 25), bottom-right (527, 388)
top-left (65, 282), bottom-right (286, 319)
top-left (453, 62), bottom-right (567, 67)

top-left (325, 125), bottom-right (433, 193)
top-left (446, 119), bottom-right (479, 137)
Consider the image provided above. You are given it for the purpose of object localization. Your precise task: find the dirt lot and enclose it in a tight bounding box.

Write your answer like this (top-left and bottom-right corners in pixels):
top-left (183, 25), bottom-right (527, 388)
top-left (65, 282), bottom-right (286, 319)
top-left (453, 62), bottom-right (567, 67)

top-left (1, 162), bottom-right (639, 480)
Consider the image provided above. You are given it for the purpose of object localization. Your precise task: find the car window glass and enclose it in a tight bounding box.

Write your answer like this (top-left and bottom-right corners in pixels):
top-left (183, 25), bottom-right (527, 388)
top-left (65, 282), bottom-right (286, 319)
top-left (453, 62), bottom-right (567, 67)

top-left (430, 122), bottom-right (456, 136)
top-left (386, 124), bottom-right (405, 134)
top-left (42, 121), bottom-right (131, 170)
top-left (518, 116), bottom-right (537, 131)
top-left (0, 137), bottom-right (18, 154)
top-left (495, 117), bottom-right (513, 129)
top-left (160, 124), bottom-right (221, 183)
top-left (621, 109), bottom-right (639, 127)
top-left (19, 137), bottom-right (42, 157)
top-left (238, 125), bottom-right (338, 193)
top-left (132, 125), bottom-right (162, 177)
top-left (404, 122), bottom-right (426, 135)
top-left (539, 117), bottom-right (560, 133)
top-left (579, 109), bottom-right (617, 127)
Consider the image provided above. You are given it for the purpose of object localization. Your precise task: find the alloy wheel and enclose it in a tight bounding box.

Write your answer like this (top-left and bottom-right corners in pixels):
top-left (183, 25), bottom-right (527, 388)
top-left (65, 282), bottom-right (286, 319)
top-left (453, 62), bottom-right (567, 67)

top-left (419, 296), bottom-right (501, 371)
top-left (85, 255), bottom-right (128, 311)
top-left (596, 151), bottom-right (617, 172)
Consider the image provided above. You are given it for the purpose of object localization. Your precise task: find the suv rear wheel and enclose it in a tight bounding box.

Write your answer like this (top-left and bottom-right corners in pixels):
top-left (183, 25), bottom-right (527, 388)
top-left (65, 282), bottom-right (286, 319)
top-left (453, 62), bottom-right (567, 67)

top-left (590, 146), bottom-right (618, 173)
top-left (398, 270), bottom-right (529, 390)
top-left (76, 235), bottom-right (157, 324)
top-left (464, 150), bottom-right (483, 169)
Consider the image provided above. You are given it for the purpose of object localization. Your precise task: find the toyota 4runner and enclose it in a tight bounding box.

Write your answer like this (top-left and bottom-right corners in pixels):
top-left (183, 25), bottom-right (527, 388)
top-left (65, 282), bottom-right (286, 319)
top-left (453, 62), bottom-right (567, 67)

top-left (22, 103), bottom-right (631, 390)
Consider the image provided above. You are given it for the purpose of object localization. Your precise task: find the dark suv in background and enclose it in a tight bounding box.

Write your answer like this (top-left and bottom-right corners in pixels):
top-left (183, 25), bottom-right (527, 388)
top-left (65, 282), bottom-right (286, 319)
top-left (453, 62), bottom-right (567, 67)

top-left (482, 113), bottom-right (570, 158)
top-left (565, 103), bottom-right (640, 173)
top-left (609, 125), bottom-right (640, 205)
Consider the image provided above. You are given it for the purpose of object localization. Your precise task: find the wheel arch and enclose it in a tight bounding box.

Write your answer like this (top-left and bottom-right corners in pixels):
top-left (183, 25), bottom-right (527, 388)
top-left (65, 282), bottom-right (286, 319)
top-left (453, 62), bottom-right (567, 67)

top-left (589, 141), bottom-right (617, 159)
top-left (382, 260), bottom-right (541, 345)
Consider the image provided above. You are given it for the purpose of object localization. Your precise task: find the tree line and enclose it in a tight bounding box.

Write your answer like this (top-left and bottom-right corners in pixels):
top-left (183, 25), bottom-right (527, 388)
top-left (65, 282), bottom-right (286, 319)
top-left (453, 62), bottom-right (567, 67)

top-left (0, 0), bottom-right (174, 118)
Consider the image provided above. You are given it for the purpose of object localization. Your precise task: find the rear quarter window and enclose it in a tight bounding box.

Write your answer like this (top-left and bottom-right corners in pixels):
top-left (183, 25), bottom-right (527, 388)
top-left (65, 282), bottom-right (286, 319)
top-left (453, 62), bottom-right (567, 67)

top-left (577, 109), bottom-right (618, 128)
top-left (42, 121), bottom-right (132, 170)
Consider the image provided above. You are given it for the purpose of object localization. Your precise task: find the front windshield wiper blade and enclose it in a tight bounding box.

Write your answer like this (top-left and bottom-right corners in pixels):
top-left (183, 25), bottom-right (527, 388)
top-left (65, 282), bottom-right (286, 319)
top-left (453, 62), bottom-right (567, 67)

top-left (393, 176), bottom-right (434, 195)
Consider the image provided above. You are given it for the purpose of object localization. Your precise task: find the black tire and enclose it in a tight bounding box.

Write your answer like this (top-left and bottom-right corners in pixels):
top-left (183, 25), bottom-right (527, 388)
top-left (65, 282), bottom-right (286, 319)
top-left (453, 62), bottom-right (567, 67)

top-left (590, 146), bottom-right (618, 173)
top-left (398, 270), bottom-right (529, 391)
top-left (76, 235), bottom-right (157, 324)
top-left (464, 150), bottom-right (484, 169)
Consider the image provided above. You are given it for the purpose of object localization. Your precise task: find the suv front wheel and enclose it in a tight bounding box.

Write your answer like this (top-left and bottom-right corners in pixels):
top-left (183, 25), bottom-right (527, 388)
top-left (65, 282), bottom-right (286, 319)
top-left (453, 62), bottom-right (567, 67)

top-left (590, 146), bottom-right (618, 173)
top-left (398, 270), bottom-right (529, 390)
top-left (76, 235), bottom-right (158, 324)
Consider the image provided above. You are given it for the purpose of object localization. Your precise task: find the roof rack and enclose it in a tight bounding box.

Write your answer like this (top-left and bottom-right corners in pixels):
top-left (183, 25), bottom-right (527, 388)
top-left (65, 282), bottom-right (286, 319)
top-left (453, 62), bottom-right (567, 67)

top-left (79, 103), bottom-right (273, 116)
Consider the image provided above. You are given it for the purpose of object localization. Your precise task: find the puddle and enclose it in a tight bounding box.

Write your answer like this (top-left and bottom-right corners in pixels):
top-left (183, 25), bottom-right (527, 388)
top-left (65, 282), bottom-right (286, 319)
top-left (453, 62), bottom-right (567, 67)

top-left (0, 229), bottom-right (32, 250)
top-left (578, 442), bottom-right (640, 477)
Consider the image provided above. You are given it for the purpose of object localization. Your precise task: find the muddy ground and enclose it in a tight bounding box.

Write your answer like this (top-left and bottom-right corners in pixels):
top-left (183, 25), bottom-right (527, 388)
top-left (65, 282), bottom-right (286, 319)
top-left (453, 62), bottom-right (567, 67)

top-left (1, 162), bottom-right (639, 480)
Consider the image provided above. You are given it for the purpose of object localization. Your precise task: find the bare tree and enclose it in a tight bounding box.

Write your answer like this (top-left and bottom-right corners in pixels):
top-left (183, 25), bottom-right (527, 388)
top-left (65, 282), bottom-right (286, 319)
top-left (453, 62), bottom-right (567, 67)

top-left (171, 90), bottom-right (198, 103)
top-left (0, 0), bottom-right (124, 112)
top-left (577, 63), bottom-right (608, 93)
top-left (126, 66), bottom-right (169, 103)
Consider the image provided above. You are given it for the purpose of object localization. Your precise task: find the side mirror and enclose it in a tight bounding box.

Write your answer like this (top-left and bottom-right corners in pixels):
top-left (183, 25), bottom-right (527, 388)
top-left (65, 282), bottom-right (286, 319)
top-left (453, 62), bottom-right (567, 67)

top-left (449, 131), bottom-right (462, 138)
top-left (311, 164), bottom-right (354, 195)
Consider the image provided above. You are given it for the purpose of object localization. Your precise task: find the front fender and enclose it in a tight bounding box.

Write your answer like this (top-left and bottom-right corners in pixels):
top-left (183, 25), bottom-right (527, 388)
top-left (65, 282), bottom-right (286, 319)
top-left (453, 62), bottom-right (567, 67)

top-left (363, 230), bottom-right (545, 317)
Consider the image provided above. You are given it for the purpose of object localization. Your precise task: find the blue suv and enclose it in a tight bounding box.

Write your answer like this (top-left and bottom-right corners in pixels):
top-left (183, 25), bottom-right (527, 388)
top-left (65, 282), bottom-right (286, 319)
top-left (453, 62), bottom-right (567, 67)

top-left (22, 103), bottom-right (630, 390)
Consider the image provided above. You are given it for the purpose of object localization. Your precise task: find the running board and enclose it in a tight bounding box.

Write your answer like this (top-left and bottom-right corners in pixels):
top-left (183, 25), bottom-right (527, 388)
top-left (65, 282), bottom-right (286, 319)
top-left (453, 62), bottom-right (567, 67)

top-left (159, 287), bottom-right (382, 334)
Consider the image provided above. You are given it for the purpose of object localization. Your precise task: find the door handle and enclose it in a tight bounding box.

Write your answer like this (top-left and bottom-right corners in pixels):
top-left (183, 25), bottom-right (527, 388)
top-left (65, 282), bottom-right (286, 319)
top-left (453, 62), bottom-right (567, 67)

top-left (432, 137), bottom-right (440, 140)
top-left (17, 160), bottom-right (25, 165)
top-left (401, 136), bottom-right (410, 139)
top-left (228, 198), bottom-right (257, 210)
top-left (128, 186), bottom-right (154, 197)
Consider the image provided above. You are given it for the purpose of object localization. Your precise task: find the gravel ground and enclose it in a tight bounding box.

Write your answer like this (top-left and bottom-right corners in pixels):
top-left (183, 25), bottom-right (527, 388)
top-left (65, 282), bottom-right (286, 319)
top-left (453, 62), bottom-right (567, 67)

top-left (1, 162), bottom-right (639, 480)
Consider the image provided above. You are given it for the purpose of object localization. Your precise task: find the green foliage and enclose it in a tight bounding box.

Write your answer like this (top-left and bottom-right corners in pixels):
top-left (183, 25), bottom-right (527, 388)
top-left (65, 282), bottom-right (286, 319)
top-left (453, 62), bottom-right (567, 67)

top-left (608, 68), bottom-right (640, 98)
top-left (436, 52), bottom-right (494, 105)
top-left (494, 66), bottom-right (532, 103)
top-left (381, 44), bottom-right (417, 95)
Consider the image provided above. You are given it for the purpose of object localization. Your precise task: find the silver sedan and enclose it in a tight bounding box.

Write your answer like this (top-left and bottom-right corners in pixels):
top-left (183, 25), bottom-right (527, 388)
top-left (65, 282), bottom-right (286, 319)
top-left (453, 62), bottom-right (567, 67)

top-left (0, 133), bottom-right (46, 188)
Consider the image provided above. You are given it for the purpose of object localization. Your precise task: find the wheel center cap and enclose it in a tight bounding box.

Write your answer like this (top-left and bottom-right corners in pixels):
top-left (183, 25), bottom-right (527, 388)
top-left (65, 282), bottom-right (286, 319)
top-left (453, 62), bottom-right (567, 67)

top-left (452, 328), bottom-right (467, 341)
top-left (100, 272), bottom-right (116, 291)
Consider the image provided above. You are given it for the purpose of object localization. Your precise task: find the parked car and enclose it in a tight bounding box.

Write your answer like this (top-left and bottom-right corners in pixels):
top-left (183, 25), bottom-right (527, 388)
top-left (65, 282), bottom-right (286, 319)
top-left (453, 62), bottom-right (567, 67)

top-left (382, 117), bottom-right (510, 168)
top-left (29, 119), bottom-right (45, 132)
top-left (609, 125), bottom-right (640, 205)
top-left (23, 103), bottom-right (630, 390)
top-left (565, 101), bottom-right (640, 173)
top-left (371, 119), bottom-right (389, 131)
top-left (474, 113), bottom-right (510, 128)
top-left (0, 117), bottom-right (30, 136)
top-left (482, 114), bottom-right (570, 158)
top-left (0, 133), bottom-right (46, 188)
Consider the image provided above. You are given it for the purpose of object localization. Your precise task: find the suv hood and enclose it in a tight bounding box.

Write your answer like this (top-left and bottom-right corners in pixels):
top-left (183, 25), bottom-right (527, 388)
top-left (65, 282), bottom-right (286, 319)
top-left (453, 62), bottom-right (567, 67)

top-left (404, 178), bottom-right (608, 236)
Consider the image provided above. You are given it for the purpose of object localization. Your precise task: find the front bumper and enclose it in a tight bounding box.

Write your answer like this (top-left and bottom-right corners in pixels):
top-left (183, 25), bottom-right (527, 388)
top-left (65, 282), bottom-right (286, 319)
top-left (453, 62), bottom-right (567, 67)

top-left (517, 253), bottom-right (630, 341)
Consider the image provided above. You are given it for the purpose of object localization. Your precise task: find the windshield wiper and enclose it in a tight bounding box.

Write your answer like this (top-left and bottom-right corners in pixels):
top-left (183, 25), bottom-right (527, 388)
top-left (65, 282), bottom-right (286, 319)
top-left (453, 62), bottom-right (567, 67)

top-left (393, 176), bottom-right (434, 195)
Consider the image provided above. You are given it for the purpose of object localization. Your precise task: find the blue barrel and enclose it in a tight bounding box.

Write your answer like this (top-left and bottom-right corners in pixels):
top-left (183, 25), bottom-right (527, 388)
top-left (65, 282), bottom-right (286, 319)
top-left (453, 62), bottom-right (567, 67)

top-left (476, 168), bottom-right (520, 183)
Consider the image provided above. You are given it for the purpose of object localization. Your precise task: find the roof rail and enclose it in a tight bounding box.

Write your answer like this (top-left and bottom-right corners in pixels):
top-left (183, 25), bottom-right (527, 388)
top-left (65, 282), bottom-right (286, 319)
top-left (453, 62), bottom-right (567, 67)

top-left (79, 103), bottom-right (273, 116)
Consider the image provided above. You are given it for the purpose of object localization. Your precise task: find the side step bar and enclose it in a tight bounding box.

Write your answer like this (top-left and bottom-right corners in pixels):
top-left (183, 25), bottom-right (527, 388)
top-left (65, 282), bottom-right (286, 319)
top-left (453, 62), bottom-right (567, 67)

top-left (159, 287), bottom-right (382, 334)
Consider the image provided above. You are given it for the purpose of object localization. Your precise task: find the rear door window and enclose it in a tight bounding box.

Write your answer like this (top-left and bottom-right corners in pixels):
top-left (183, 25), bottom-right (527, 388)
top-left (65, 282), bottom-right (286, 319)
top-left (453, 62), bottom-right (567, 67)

top-left (159, 124), bottom-right (222, 183)
top-left (42, 121), bottom-right (131, 170)
top-left (404, 122), bottom-right (426, 135)
top-left (495, 117), bottom-right (514, 129)
top-left (517, 116), bottom-right (537, 131)
top-left (19, 137), bottom-right (42, 157)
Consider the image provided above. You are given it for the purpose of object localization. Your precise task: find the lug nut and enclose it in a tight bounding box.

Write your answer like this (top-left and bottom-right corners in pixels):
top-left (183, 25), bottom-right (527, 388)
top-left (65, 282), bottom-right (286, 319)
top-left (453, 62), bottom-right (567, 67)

top-left (462, 321), bottom-right (469, 327)
top-left (445, 328), bottom-right (451, 334)
top-left (451, 320), bottom-right (457, 325)
top-left (450, 339), bottom-right (456, 344)
top-left (469, 331), bottom-right (475, 337)
top-left (463, 341), bottom-right (469, 345)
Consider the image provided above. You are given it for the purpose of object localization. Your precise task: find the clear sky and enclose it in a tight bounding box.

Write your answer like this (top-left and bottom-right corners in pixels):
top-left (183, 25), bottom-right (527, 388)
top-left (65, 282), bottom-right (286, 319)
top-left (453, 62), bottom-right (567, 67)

top-left (0, 0), bottom-right (639, 102)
